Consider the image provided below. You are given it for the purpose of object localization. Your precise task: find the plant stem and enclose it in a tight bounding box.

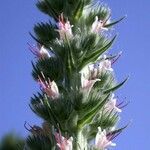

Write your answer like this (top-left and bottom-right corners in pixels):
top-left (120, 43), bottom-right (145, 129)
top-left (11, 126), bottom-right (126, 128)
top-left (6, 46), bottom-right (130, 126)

top-left (74, 129), bottom-right (87, 150)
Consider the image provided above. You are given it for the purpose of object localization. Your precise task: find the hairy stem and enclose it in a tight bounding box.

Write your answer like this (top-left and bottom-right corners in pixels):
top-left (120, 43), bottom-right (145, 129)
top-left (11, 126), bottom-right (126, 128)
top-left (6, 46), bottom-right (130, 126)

top-left (74, 129), bottom-right (87, 150)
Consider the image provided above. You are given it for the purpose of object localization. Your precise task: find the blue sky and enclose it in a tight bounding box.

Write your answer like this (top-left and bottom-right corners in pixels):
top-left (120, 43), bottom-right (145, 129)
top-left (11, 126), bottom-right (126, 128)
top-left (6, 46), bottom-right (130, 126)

top-left (0, 0), bottom-right (150, 149)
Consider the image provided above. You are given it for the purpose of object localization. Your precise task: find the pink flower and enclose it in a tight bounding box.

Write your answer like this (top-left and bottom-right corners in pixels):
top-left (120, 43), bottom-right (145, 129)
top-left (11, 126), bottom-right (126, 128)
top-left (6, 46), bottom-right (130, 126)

top-left (55, 132), bottom-right (73, 150)
top-left (91, 16), bottom-right (109, 33)
top-left (105, 94), bottom-right (122, 113)
top-left (38, 78), bottom-right (59, 99)
top-left (57, 13), bottom-right (73, 40)
top-left (81, 73), bottom-right (100, 94)
top-left (95, 127), bottom-right (116, 150)
top-left (28, 43), bottom-right (51, 59)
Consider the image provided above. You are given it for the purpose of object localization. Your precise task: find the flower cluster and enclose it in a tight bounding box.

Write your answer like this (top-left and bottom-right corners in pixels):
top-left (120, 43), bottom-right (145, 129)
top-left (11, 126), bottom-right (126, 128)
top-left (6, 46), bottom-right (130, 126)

top-left (80, 55), bottom-right (113, 95)
top-left (57, 13), bottom-right (73, 40)
top-left (82, 55), bottom-right (113, 78)
top-left (90, 55), bottom-right (113, 77)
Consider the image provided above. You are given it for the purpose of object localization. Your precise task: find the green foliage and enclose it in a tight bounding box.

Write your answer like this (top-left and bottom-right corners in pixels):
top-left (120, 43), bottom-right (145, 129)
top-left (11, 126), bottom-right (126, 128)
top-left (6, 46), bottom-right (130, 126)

top-left (77, 94), bottom-right (110, 129)
top-left (82, 3), bottom-right (111, 26)
top-left (32, 57), bottom-right (63, 82)
top-left (87, 111), bottom-right (119, 141)
top-left (34, 21), bottom-right (59, 45)
top-left (78, 35), bottom-right (117, 70)
top-left (36, 0), bottom-right (92, 22)
top-left (25, 135), bottom-right (55, 150)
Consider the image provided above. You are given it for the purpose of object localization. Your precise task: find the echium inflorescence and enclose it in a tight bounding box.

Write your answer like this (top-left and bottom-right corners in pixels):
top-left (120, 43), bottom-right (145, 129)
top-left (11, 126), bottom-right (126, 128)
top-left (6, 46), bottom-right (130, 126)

top-left (26, 0), bottom-right (127, 149)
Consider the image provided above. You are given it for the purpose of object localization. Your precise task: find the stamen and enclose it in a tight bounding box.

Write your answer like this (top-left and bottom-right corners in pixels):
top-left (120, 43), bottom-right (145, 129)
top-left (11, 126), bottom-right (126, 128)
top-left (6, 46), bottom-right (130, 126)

top-left (112, 51), bottom-right (122, 65)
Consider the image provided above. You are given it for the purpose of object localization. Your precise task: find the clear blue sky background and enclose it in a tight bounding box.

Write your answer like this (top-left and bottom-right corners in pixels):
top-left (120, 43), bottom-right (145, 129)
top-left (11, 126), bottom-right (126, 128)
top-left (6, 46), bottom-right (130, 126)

top-left (0, 0), bottom-right (149, 149)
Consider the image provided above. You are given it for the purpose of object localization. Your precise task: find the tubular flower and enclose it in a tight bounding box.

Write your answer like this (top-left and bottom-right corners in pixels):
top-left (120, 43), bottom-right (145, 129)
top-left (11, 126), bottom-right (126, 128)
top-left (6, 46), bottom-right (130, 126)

top-left (95, 127), bottom-right (116, 150)
top-left (57, 13), bottom-right (73, 40)
top-left (28, 43), bottom-right (51, 59)
top-left (91, 16), bottom-right (109, 33)
top-left (38, 78), bottom-right (59, 99)
top-left (100, 59), bottom-right (113, 72)
top-left (99, 55), bottom-right (113, 72)
top-left (81, 73), bottom-right (100, 94)
top-left (55, 133), bottom-right (73, 150)
top-left (105, 94), bottom-right (122, 113)
top-left (88, 63), bottom-right (102, 79)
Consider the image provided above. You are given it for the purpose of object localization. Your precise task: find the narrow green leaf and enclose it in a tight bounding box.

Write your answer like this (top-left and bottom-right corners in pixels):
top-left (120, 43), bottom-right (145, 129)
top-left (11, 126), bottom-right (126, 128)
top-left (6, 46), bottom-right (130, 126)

top-left (66, 38), bottom-right (76, 68)
top-left (44, 99), bottom-right (60, 126)
top-left (108, 123), bottom-right (129, 138)
top-left (104, 77), bottom-right (129, 94)
top-left (78, 94), bottom-right (109, 128)
top-left (29, 32), bottom-right (44, 45)
top-left (74, 0), bottom-right (85, 21)
top-left (66, 110), bottom-right (79, 131)
top-left (104, 16), bottom-right (126, 28)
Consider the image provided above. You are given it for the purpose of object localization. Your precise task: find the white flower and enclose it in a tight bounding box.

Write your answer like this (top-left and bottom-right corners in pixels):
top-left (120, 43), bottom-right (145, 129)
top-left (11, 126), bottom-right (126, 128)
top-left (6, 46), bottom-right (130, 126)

top-left (55, 133), bottom-right (73, 150)
top-left (99, 55), bottom-right (113, 72)
top-left (39, 78), bottom-right (59, 99)
top-left (88, 63), bottom-right (100, 79)
top-left (57, 14), bottom-right (73, 40)
top-left (91, 16), bottom-right (109, 33)
top-left (79, 55), bottom-right (113, 94)
top-left (39, 46), bottom-right (51, 58)
top-left (95, 127), bottom-right (116, 150)
top-left (80, 63), bottom-right (101, 80)
top-left (81, 56), bottom-right (113, 80)
top-left (80, 68), bottom-right (100, 95)
top-left (81, 75), bottom-right (100, 93)
top-left (105, 94), bottom-right (122, 113)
